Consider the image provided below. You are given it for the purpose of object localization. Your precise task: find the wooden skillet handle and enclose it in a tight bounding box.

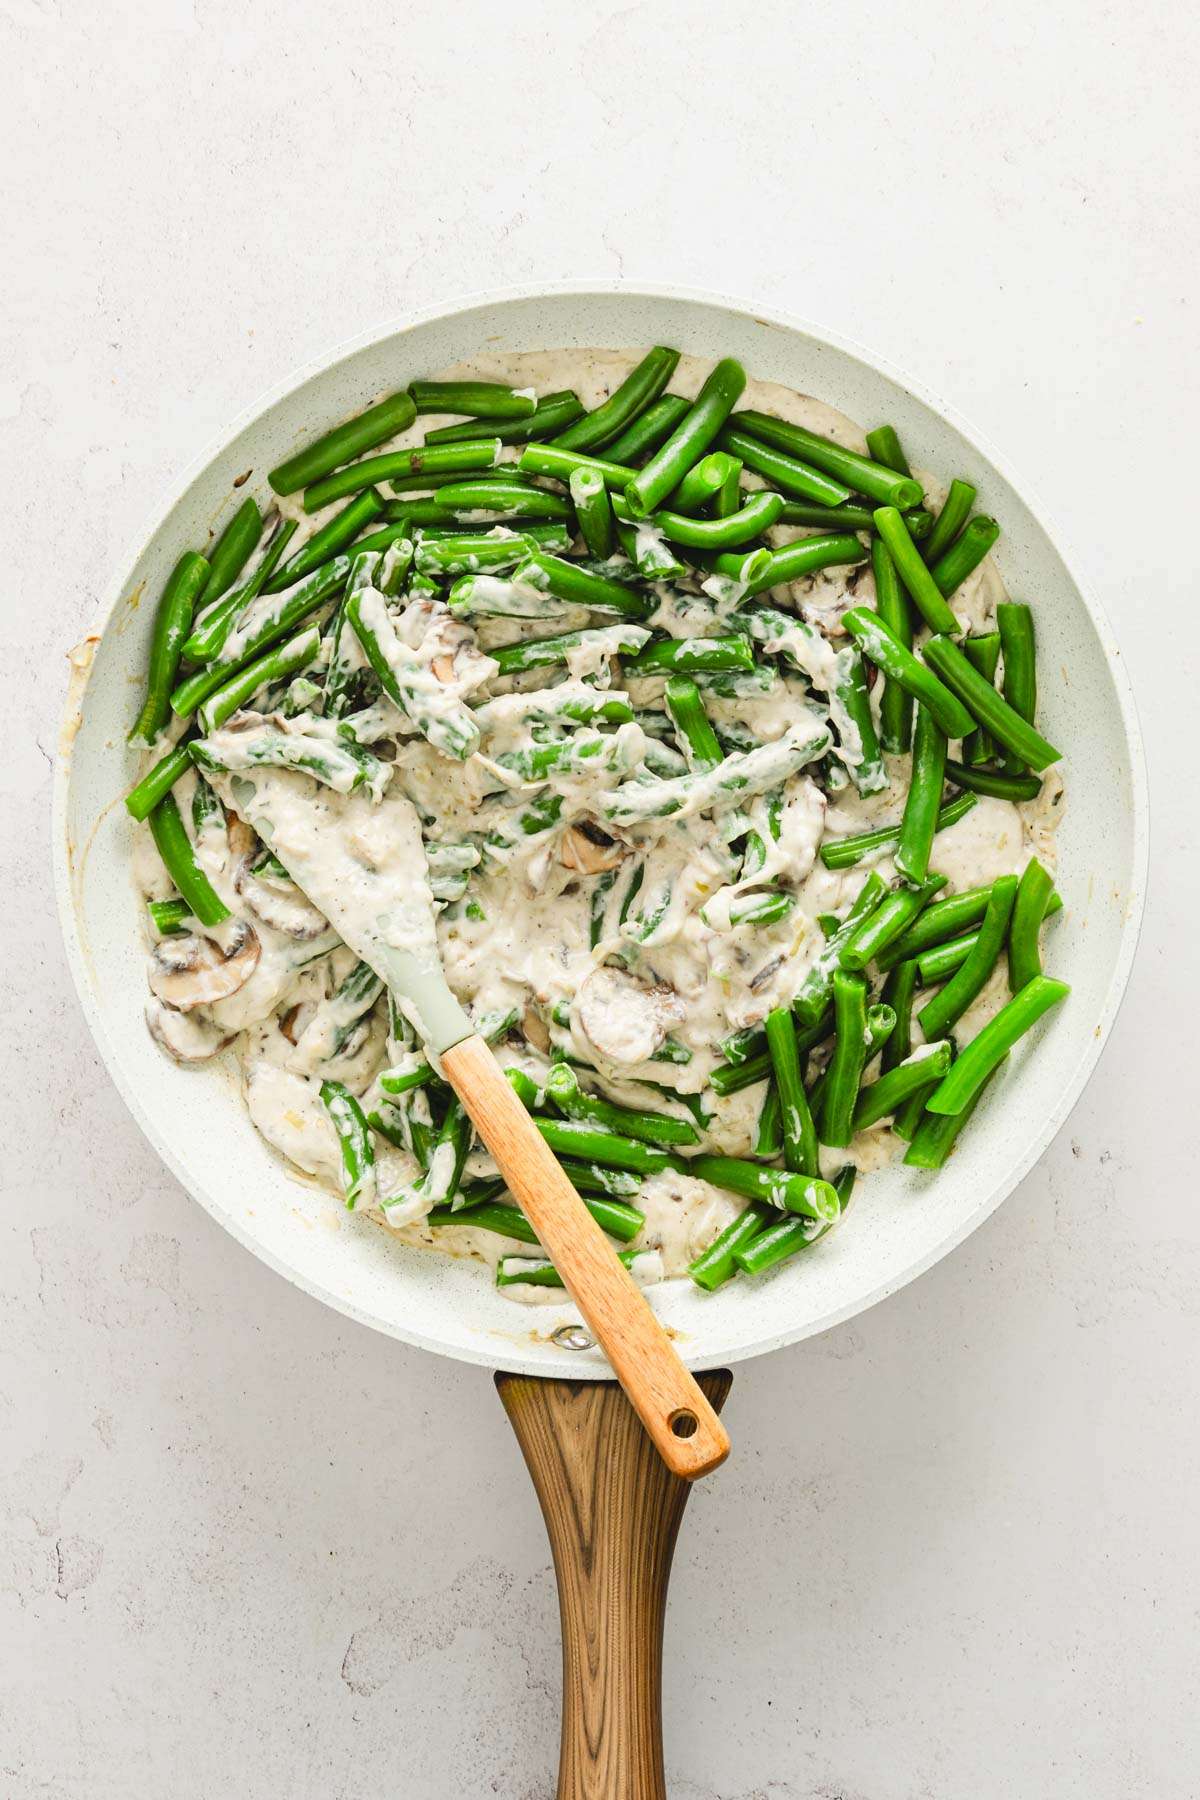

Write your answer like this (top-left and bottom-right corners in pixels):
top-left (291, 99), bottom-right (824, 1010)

top-left (497, 1370), bottom-right (733, 1800)
top-left (441, 1034), bottom-right (730, 1479)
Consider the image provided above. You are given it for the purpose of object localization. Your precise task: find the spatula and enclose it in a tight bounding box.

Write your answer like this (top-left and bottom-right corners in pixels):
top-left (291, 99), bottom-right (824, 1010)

top-left (214, 768), bottom-right (730, 1479)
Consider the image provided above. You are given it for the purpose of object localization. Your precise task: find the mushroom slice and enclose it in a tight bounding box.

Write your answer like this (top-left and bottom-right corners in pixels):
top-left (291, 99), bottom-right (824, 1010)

top-left (522, 1004), bottom-right (551, 1054)
top-left (559, 821), bottom-right (626, 874)
top-left (146, 998), bottom-right (230, 1064)
top-left (234, 861), bottom-right (329, 939)
top-left (147, 921), bottom-right (261, 1010)
top-left (575, 965), bottom-right (685, 1066)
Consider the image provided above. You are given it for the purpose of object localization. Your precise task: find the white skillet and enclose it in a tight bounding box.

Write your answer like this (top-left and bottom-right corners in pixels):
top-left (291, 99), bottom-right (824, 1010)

top-left (53, 286), bottom-right (1148, 1794)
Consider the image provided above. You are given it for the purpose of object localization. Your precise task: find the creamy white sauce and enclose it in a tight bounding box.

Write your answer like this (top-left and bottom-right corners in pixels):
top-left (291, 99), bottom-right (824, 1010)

top-left (132, 348), bottom-right (1062, 1298)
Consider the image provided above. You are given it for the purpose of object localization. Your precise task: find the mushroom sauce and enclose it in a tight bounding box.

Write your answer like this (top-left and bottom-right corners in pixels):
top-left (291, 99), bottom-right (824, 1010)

top-left (132, 350), bottom-right (1063, 1305)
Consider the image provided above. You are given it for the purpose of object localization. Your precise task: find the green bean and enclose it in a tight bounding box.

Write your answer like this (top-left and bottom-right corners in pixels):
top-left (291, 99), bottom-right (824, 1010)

top-left (378, 1010), bottom-right (516, 1100)
top-left (717, 426), bottom-right (853, 507)
top-left (610, 517), bottom-right (686, 581)
top-left (410, 380), bottom-right (537, 419)
top-left (346, 588), bottom-right (479, 759)
top-left (346, 522), bottom-right (423, 560)
top-left (889, 1089), bottom-right (930, 1143)
top-left (569, 467), bottom-right (615, 559)
top-left (518, 441), bottom-right (637, 491)
top-left (412, 528), bottom-right (545, 577)
top-left (872, 539), bottom-right (914, 753)
top-left (945, 760), bottom-right (1042, 801)
top-left (876, 882), bottom-right (998, 968)
top-left (662, 451), bottom-right (735, 514)
top-left (183, 517), bottom-right (299, 664)
top-left (644, 490), bottom-right (783, 550)
top-left (544, 1062), bottom-right (699, 1147)
top-left (554, 347), bottom-right (680, 452)
top-left (732, 411), bottom-right (923, 508)
top-left (727, 890), bottom-right (794, 927)
top-left (1007, 856), bottom-right (1055, 992)
top-left (269, 389), bottom-right (417, 495)
top-left (299, 440), bottom-right (501, 512)
top-left (599, 721), bottom-right (828, 826)
top-left (765, 1005), bottom-right (819, 1176)
top-left (192, 728), bottom-right (386, 799)
top-left (128, 552), bottom-right (211, 747)
top-left (320, 1080), bottom-right (375, 1208)
top-left (147, 897), bottom-right (190, 935)
top-left (490, 623), bottom-right (650, 677)
top-left (961, 633), bottom-right (1002, 765)
top-left (382, 446), bottom-right (512, 495)
top-left (431, 480), bottom-right (571, 520)
top-left (496, 1248), bottom-right (652, 1290)
top-left (918, 874), bottom-right (1018, 1038)
top-left (446, 571), bottom-right (577, 623)
top-left (754, 1084), bottom-right (784, 1159)
top-left (383, 500), bottom-right (469, 530)
top-left (532, 1117), bottom-right (675, 1174)
top-left (880, 958), bottom-right (919, 1073)
top-left (147, 792), bottom-right (230, 928)
top-left (665, 675), bottom-right (723, 770)
top-left (996, 601), bottom-right (1037, 773)
top-left (853, 1041), bottom-right (952, 1131)
top-left (195, 625), bottom-right (322, 734)
top-left (267, 489), bottom-right (383, 586)
top-left (872, 507), bottom-right (960, 634)
top-left (517, 547), bottom-right (651, 618)
top-left (818, 971), bottom-right (869, 1148)
top-left (840, 607), bottom-right (975, 740)
top-left (930, 515), bottom-right (1000, 597)
top-left (778, 500), bottom-right (931, 537)
top-left (743, 532), bottom-right (867, 595)
top-left (697, 546), bottom-right (774, 593)
top-left (915, 931), bottom-right (979, 986)
top-left (429, 1193), bottom-right (644, 1244)
top-left (819, 792), bottom-right (976, 870)
top-left (604, 394), bottom-right (691, 465)
top-left (864, 425), bottom-right (912, 476)
top-left (425, 389), bottom-right (584, 446)
top-left (625, 358), bottom-right (746, 518)
top-left (687, 1154), bottom-right (841, 1222)
top-left (807, 1003), bottom-right (896, 1125)
top-left (125, 741), bottom-right (193, 821)
top-left (904, 1058), bottom-right (1006, 1168)
top-left (710, 455), bottom-right (743, 518)
top-left (171, 557), bottom-right (349, 719)
top-left (557, 1159), bottom-right (644, 1198)
top-left (839, 874), bottom-right (947, 971)
top-left (733, 1166), bottom-right (855, 1276)
top-left (836, 647), bottom-right (887, 796)
top-left (626, 635), bottom-right (755, 677)
top-left (496, 729), bottom-right (641, 783)
top-left (921, 478), bottom-right (976, 566)
top-left (926, 975), bottom-right (1069, 1115)
top-left (894, 705), bottom-right (947, 886)
top-left (687, 1203), bottom-right (774, 1290)
top-left (192, 501), bottom-right (261, 615)
top-left (792, 872), bottom-right (888, 1023)
top-left (921, 635), bottom-right (1061, 769)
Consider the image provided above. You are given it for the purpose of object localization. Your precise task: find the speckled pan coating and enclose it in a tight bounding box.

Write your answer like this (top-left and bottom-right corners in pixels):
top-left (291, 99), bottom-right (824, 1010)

top-left (52, 284), bottom-right (1149, 1378)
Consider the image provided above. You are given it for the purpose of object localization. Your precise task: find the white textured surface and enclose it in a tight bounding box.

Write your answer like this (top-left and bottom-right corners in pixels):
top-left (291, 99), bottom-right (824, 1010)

top-left (2, 4), bottom-right (1195, 1797)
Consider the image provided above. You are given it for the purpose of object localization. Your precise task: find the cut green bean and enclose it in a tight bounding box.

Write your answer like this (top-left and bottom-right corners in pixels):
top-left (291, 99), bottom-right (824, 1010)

top-left (346, 588), bottom-right (479, 759)
top-left (880, 958), bottom-right (919, 1073)
top-left (895, 705), bottom-right (948, 886)
top-left (1007, 856), bottom-right (1055, 992)
top-left (604, 394), bottom-right (691, 465)
top-left (688, 1202), bottom-right (774, 1290)
top-left (853, 1041), bottom-right (952, 1131)
top-left (496, 1249), bottom-right (652, 1290)
top-left (425, 389), bottom-right (584, 446)
top-left (743, 532), bottom-right (867, 595)
top-left (904, 1058), bottom-right (1006, 1168)
top-left (864, 425), bottom-right (911, 476)
top-left (839, 874), bottom-right (946, 971)
top-left (718, 426), bottom-right (852, 507)
top-left (841, 608), bottom-right (975, 740)
top-left (872, 507), bottom-right (960, 634)
top-left (918, 873), bottom-right (1018, 1038)
top-left (778, 500), bottom-right (931, 537)
top-left (147, 792), bottom-right (230, 928)
top-left (732, 1165), bottom-right (856, 1276)
top-left (301, 440), bottom-right (501, 511)
top-left (819, 971), bottom-right (869, 1148)
top-left (836, 647), bottom-right (887, 796)
top-left (921, 479), bottom-right (976, 565)
top-left (125, 740), bottom-right (193, 821)
top-left (626, 635), bottom-right (754, 677)
top-left (686, 1154), bottom-right (840, 1222)
top-left (569, 467), bottom-right (615, 559)
top-left (554, 347), bottom-right (680, 453)
top-left (431, 480), bottom-right (571, 520)
top-left (926, 975), bottom-right (1069, 1115)
top-left (921, 635), bottom-right (1061, 769)
top-left (996, 602), bottom-right (1037, 773)
top-left (945, 760), bottom-right (1042, 801)
top-left (558, 1160), bottom-right (644, 1198)
top-left (792, 872), bottom-right (888, 1023)
top-left (544, 1063), bottom-right (699, 1147)
top-left (147, 897), bottom-right (190, 935)
top-left (490, 623), bottom-right (650, 677)
top-left (915, 930), bottom-right (979, 986)
top-left (765, 1005), bottom-right (819, 1176)
top-left (532, 1117), bottom-right (674, 1174)
top-left (196, 625), bottom-right (322, 734)
top-left (872, 539), bottom-right (913, 753)
top-left (267, 489), bottom-right (383, 587)
top-left (517, 547), bottom-right (651, 619)
top-left (128, 552), bottom-right (211, 747)
top-left (876, 882), bottom-right (998, 968)
top-left (191, 727), bottom-right (387, 800)
top-left (410, 380), bottom-right (536, 419)
top-left (753, 1084), bottom-right (784, 1159)
top-left (820, 792), bottom-right (976, 871)
top-left (665, 675), bottom-right (723, 770)
top-left (669, 451), bottom-right (739, 514)
top-left (320, 1080), bottom-right (375, 1208)
top-left (598, 721), bottom-right (828, 826)
top-left (930, 515), bottom-right (1000, 597)
top-left (196, 499), bottom-right (262, 612)
top-left (182, 517), bottom-right (299, 664)
top-left (170, 557), bottom-right (349, 719)
top-left (626, 358), bottom-right (746, 518)
top-left (733, 411), bottom-right (922, 508)
top-left (519, 441), bottom-right (637, 492)
top-left (269, 389), bottom-right (417, 495)
top-left (961, 633), bottom-right (1002, 765)
top-left (645, 490), bottom-right (783, 550)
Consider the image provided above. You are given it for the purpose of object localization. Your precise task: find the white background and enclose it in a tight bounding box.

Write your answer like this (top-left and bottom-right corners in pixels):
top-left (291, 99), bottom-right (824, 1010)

top-left (3, 3), bottom-right (1197, 1795)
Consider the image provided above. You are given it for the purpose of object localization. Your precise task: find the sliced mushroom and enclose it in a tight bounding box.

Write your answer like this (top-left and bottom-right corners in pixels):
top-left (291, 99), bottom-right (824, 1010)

top-left (559, 822), bottom-right (626, 873)
top-left (234, 861), bottom-right (329, 939)
top-left (575, 965), bottom-right (684, 1066)
top-left (147, 921), bottom-right (261, 1010)
top-left (146, 998), bottom-right (231, 1064)
top-left (431, 653), bottom-right (456, 682)
top-left (522, 1004), bottom-right (551, 1054)
top-left (227, 815), bottom-right (258, 862)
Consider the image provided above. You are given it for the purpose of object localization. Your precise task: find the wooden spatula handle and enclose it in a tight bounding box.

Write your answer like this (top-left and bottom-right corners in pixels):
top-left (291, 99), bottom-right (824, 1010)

top-left (497, 1370), bottom-right (733, 1800)
top-left (441, 1034), bottom-right (730, 1479)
